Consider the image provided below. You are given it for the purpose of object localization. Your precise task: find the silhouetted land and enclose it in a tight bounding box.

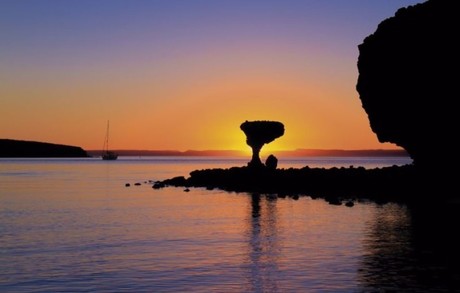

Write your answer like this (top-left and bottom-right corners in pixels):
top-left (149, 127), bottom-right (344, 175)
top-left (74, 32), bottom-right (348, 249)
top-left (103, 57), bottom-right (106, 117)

top-left (155, 121), bottom-right (420, 205)
top-left (156, 0), bottom-right (458, 205)
top-left (156, 164), bottom-right (424, 204)
top-left (357, 0), bottom-right (458, 170)
top-left (0, 139), bottom-right (89, 157)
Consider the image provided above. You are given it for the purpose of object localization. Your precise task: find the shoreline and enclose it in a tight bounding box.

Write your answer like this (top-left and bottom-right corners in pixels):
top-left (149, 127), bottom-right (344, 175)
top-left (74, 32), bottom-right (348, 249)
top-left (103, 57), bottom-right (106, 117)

top-left (154, 164), bottom-right (452, 206)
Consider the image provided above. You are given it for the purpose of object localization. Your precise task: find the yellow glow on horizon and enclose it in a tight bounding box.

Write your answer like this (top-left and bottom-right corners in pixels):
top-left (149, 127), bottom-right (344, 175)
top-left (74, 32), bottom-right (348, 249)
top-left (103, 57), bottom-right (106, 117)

top-left (0, 73), bottom-right (399, 151)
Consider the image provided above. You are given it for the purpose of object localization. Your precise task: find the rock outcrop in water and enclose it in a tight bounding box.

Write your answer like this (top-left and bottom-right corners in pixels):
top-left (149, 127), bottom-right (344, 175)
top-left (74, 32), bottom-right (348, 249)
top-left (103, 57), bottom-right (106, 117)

top-left (240, 121), bottom-right (284, 168)
top-left (158, 164), bottom-right (419, 204)
top-left (356, 0), bottom-right (459, 169)
top-left (0, 139), bottom-right (89, 157)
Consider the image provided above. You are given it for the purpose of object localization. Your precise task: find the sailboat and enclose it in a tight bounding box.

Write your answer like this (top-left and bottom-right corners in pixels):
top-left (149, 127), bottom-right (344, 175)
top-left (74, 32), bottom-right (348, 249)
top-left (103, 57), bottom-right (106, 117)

top-left (102, 120), bottom-right (118, 160)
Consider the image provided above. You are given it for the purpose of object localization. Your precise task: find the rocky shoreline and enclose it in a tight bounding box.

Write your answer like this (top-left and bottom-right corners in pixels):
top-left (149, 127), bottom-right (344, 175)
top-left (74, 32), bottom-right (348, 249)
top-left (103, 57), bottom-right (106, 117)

top-left (152, 164), bottom-right (438, 206)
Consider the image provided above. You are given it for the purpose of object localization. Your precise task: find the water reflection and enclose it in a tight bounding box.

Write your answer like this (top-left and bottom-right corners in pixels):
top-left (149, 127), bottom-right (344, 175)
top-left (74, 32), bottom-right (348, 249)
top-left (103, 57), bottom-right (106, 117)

top-left (409, 203), bottom-right (460, 290)
top-left (359, 202), bottom-right (460, 292)
top-left (244, 194), bottom-right (280, 292)
top-left (359, 203), bottom-right (418, 291)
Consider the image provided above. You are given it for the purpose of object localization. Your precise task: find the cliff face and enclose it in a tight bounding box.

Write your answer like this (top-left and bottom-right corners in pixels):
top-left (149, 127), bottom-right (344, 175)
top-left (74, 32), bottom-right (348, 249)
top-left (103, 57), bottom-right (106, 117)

top-left (356, 0), bottom-right (458, 168)
top-left (0, 139), bottom-right (89, 157)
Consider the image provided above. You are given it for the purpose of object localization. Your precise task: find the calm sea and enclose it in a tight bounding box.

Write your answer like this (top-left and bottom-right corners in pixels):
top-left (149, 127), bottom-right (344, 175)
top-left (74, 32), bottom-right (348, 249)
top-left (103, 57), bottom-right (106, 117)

top-left (1, 156), bottom-right (459, 292)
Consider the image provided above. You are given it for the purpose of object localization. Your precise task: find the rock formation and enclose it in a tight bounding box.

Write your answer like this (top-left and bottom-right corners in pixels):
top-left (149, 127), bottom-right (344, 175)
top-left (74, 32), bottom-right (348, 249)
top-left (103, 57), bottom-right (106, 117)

top-left (265, 154), bottom-right (278, 170)
top-left (356, 0), bottom-right (458, 169)
top-left (240, 121), bottom-right (284, 168)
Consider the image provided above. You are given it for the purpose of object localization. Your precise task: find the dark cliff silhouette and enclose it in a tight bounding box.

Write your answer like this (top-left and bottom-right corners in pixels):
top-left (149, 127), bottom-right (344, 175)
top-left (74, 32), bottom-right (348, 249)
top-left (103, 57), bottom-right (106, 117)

top-left (240, 121), bottom-right (284, 168)
top-left (356, 0), bottom-right (458, 170)
top-left (0, 139), bottom-right (89, 157)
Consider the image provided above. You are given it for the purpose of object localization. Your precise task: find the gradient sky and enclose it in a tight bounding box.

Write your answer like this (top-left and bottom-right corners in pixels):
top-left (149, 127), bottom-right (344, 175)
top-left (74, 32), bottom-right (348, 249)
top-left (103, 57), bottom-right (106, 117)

top-left (0, 0), bottom-right (423, 152)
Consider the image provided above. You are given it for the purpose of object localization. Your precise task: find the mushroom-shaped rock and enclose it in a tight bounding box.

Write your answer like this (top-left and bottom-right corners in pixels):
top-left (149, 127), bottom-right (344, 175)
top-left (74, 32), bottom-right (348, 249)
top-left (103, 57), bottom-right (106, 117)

top-left (240, 121), bottom-right (284, 168)
top-left (356, 0), bottom-right (459, 170)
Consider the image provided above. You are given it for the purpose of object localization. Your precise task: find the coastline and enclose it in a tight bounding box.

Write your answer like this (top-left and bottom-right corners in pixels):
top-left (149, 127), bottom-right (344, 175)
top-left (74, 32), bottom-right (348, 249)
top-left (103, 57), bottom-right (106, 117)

top-left (155, 163), bottom-right (451, 206)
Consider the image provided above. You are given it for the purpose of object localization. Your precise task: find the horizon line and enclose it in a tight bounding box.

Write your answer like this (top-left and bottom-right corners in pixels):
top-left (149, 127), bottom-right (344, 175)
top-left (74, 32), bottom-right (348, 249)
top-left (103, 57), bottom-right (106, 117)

top-left (86, 148), bottom-right (409, 157)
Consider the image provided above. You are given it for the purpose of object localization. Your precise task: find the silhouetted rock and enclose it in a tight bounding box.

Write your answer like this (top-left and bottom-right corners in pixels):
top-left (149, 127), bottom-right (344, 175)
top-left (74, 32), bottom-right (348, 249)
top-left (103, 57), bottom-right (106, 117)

top-left (0, 139), bottom-right (89, 157)
top-left (326, 196), bottom-right (342, 206)
top-left (345, 201), bottom-right (355, 207)
top-left (240, 121), bottom-right (284, 168)
top-left (265, 154), bottom-right (278, 170)
top-left (152, 1), bottom-right (460, 204)
top-left (162, 176), bottom-right (188, 187)
top-left (357, 0), bottom-right (458, 170)
top-left (156, 164), bottom-right (421, 204)
top-left (152, 182), bottom-right (165, 189)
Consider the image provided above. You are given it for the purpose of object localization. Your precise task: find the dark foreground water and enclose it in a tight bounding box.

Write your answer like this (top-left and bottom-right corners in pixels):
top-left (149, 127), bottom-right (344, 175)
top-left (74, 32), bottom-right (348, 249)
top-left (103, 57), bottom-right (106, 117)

top-left (1, 156), bottom-right (459, 292)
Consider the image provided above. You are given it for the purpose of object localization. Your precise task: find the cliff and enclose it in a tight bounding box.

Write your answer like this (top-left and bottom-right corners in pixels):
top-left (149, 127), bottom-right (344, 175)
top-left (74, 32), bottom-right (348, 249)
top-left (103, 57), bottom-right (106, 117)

top-left (356, 0), bottom-right (458, 169)
top-left (0, 139), bottom-right (89, 158)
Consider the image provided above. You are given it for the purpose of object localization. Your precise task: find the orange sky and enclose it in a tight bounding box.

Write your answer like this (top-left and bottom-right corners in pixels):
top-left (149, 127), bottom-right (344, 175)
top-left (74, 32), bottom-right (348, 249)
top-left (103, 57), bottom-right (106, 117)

top-left (0, 1), bottom-right (422, 152)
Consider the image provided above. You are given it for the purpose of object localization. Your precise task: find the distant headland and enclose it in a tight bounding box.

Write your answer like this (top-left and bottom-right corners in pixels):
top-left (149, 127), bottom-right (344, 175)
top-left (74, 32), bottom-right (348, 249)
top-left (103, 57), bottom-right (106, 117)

top-left (0, 139), bottom-right (89, 158)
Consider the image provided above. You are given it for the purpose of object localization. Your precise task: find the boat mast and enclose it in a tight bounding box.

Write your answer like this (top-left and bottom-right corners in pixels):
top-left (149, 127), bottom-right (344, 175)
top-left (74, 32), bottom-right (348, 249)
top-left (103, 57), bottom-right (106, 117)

top-left (101, 120), bottom-right (117, 159)
top-left (106, 120), bottom-right (110, 152)
top-left (103, 120), bottom-right (110, 154)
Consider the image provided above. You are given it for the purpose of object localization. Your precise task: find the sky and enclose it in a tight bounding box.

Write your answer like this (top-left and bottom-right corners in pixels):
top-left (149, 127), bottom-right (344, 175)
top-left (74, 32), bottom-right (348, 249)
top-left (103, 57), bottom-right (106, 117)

top-left (0, 0), bottom-right (424, 152)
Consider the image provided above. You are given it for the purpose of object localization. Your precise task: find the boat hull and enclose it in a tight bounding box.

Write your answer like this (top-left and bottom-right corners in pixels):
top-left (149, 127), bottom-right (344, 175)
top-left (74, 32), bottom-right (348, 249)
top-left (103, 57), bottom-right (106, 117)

top-left (102, 152), bottom-right (118, 160)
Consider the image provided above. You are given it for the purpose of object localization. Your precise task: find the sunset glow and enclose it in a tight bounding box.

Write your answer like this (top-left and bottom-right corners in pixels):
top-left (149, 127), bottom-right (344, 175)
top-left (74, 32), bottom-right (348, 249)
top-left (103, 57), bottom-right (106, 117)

top-left (0, 0), bottom-right (423, 151)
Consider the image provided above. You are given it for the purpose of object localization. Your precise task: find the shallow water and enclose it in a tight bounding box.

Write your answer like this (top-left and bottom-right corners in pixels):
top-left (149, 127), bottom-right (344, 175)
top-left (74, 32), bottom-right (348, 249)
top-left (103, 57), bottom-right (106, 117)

top-left (1, 157), bottom-right (459, 292)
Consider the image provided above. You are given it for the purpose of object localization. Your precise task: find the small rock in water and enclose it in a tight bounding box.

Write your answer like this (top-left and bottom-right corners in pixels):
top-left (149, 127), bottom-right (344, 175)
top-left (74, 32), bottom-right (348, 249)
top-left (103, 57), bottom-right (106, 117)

top-left (152, 182), bottom-right (165, 189)
top-left (134, 182), bottom-right (141, 186)
top-left (326, 196), bottom-right (342, 205)
top-left (184, 188), bottom-right (190, 192)
top-left (266, 194), bottom-right (277, 200)
top-left (125, 183), bottom-right (131, 187)
top-left (345, 201), bottom-right (355, 207)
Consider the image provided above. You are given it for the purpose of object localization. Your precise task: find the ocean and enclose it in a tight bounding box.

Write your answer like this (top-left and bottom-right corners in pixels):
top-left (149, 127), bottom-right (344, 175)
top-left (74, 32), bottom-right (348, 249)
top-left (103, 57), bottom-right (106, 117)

top-left (1, 156), bottom-right (459, 292)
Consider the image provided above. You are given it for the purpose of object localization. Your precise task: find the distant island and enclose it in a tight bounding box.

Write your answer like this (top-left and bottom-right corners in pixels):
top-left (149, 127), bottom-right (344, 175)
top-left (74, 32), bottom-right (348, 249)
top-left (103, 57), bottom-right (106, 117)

top-left (0, 139), bottom-right (407, 158)
top-left (0, 139), bottom-right (89, 158)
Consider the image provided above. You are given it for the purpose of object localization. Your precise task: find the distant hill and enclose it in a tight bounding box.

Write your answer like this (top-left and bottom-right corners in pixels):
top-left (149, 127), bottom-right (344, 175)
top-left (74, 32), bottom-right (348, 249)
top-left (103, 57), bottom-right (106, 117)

top-left (86, 149), bottom-right (245, 157)
top-left (87, 148), bottom-right (409, 157)
top-left (0, 139), bottom-right (89, 158)
top-left (276, 149), bottom-right (409, 157)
